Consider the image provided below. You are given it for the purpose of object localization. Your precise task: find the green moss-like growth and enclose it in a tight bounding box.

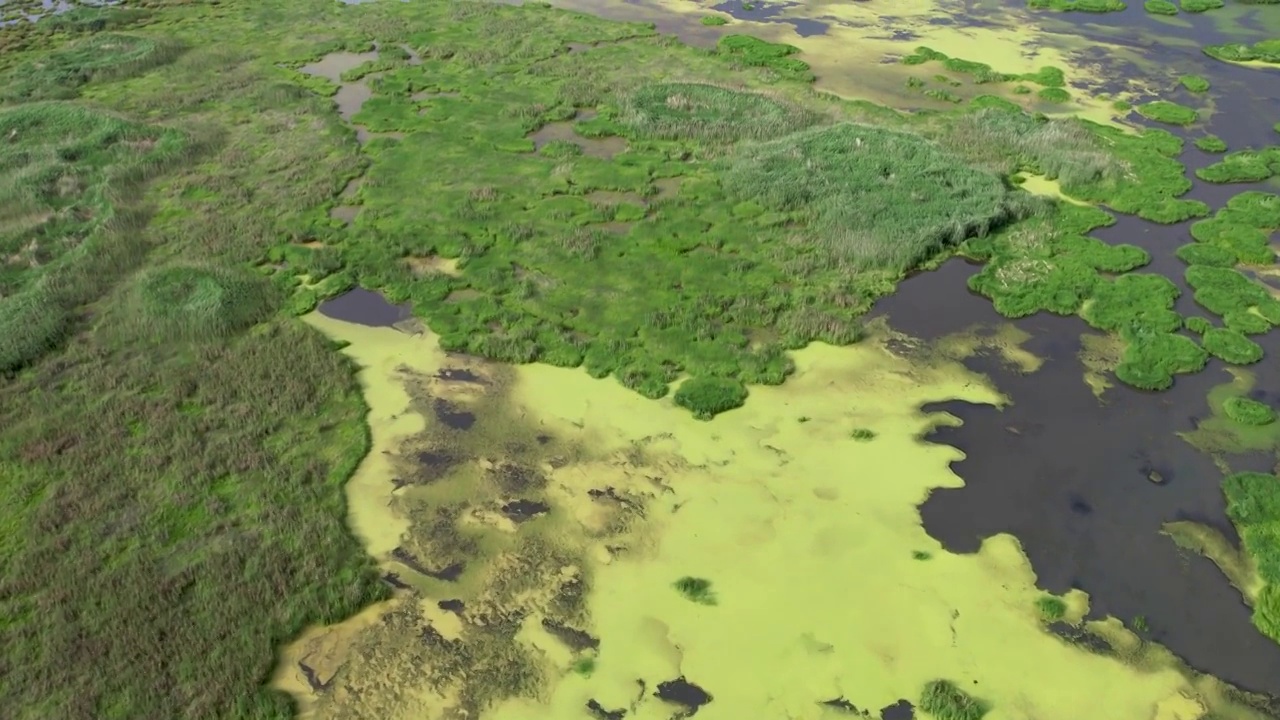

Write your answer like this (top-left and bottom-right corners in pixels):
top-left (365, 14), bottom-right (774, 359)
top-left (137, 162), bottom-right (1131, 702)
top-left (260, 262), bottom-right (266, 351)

top-left (130, 265), bottom-right (276, 342)
top-left (1028, 0), bottom-right (1126, 10)
top-left (1205, 39), bottom-right (1280, 65)
top-left (898, 46), bottom-right (1065, 89)
top-left (1181, 0), bottom-right (1224, 10)
top-left (1037, 87), bottom-right (1071, 103)
top-left (1185, 316), bottom-right (1213, 334)
top-left (616, 83), bottom-right (815, 142)
top-left (1179, 74), bottom-right (1210, 92)
top-left (674, 376), bottom-right (749, 420)
top-left (851, 428), bottom-right (877, 441)
top-left (716, 34), bottom-right (813, 81)
top-left (1195, 135), bottom-right (1227, 153)
top-left (1202, 327), bottom-right (1264, 365)
top-left (920, 679), bottom-right (990, 720)
top-left (1186, 265), bottom-right (1278, 319)
top-left (673, 576), bottom-right (718, 605)
top-left (724, 123), bottom-right (1037, 273)
top-left (1145, 0), bottom-right (1179, 13)
top-left (1115, 332), bottom-right (1208, 391)
top-left (2, 33), bottom-right (180, 101)
top-left (1135, 100), bottom-right (1199, 126)
top-left (1176, 243), bottom-right (1235, 267)
top-left (1223, 397), bottom-right (1277, 426)
top-left (1222, 472), bottom-right (1280, 644)
top-left (1036, 595), bottom-right (1068, 621)
top-left (1196, 147), bottom-right (1280, 184)
top-left (701, 15), bottom-right (729, 25)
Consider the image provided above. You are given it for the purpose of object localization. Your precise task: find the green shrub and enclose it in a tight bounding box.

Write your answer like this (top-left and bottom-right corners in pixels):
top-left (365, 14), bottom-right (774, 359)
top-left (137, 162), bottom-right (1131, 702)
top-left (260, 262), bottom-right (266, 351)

top-left (1185, 316), bottom-right (1213, 334)
top-left (1037, 87), bottom-right (1071, 103)
top-left (673, 576), bottom-right (717, 605)
top-left (1176, 243), bottom-right (1236, 267)
top-left (1223, 397), bottom-right (1277, 425)
top-left (920, 679), bottom-right (990, 720)
top-left (674, 376), bottom-right (749, 420)
top-left (1036, 595), bottom-right (1068, 621)
top-left (1224, 310), bottom-right (1272, 335)
top-left (1202, 327), bottom-right (1263, 365)
top-left (1115, 332), bottom-right (1207, 390)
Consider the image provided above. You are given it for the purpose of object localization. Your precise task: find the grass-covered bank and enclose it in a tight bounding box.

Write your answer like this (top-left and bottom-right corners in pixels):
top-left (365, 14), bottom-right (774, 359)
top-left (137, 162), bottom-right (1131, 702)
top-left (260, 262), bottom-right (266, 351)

top-left (0, 4), bottom-right (387, 717)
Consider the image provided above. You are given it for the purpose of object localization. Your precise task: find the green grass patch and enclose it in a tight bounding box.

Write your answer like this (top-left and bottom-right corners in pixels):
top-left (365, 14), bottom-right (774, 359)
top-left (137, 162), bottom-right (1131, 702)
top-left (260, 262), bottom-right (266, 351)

top-left (701, 15), bottom-right (729, 25)
top-left (1176, 242), bottom-right (1235, 267)
top-left (1135, 100), bottom-right (1199, 126)
top-left (673, 576), bottom-right (718, 605)
top-left (1037, 87), bottom-right (1071, 103)
top-left (1036, 594), bottom-right (1068, 621)
top-left (1223, 472), bottom-right (1280, 644)
top-left (920, 679), bottom-right (990, 720)
top-left (126, 264), bottom-right (277, 342)
top-left (1223, 397), bottom-right (1276, 425)
top-left (1196, 147), bottom-right (1280, 184)
top-left (1194, 134), bottom-right (1226, 153)
top-left (1028, 0), bottom-right (1126, 10)
top-left (899, 46), bottom-right (1065, 88)
top-left (2, 33), bottom-right (182, 101)
top-left (674, 376), bottom-right (749, 420)
top-left (1202, 327), bottom-right (1264, 365)
top-left (851, 427), bottom-right (877, 441)
top-left (615, 82), bottom-right (816, 142)
top-left (1205, 39), bottom-right (1280, 65)
top-left (716, 34), bottom-right (813, 81)
top-left (1146, 0), bottom-right (1179, 13)
top-left (1188, 191), bottom-right (1280, 264)
top-left (1181, 0), bottom-right (1224, 10)
top-left (1179, 74), bottom-right (1210, 93)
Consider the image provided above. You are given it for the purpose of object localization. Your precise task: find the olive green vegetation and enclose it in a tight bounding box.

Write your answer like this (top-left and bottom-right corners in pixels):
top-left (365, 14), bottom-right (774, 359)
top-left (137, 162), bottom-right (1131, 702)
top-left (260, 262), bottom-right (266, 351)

top-left (125, 264), bottom-right (277, 341)
top-left (1135, 100), bottom-right (1199, 126)
top-left (700, 15), bottom-right (729, 26)
top-left (1223, 397), bottom-right (1277, 426)
top-left (1205, 39), bottom-right (1280, 65)
top-left (1185, 315), bottom-right (1214, 334)
top-left (674, 376), bottom-right (750, 420)
top-left (1028, 0), bottom-right (1126, 10)
top-left (673, 576), bottom-right (718, 605)
top-left (1223, 472), bottom-right (1280, 644)
top-left (1037, 86), bottom-right (1071, 103)
top-left (572, 657), bottom-right (597, 677)
top-left (899, 46), bottom-right (1066, 89)
top-left (850, 427), bottom-right (876, 440)
top-left (1196, 146), bottom-right (1280, 183)
top-left (1145, 0), bottom-right (1179, 13)
top-left (1181, 0), bottom-right (1224, 10)
top-left (0, 32), bottom-right (182, 101)
top-left (1179, 74), bottom-right (1210, 92)
top-left (1036, 594), bottom-right (1068, 621)
top-left (1194, 134), bottom-right (1227, 153)
top-left (920, 680), bottom-right (990, 720)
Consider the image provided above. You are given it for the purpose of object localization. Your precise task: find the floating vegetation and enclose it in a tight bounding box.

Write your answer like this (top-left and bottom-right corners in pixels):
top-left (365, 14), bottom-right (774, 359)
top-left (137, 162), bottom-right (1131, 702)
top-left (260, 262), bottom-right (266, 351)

top-left (716, 34), bottom-right (813, 81)
top-left (1179, 74), bottom-right (1210, 92)
top-left (850, 428), bottom-right (877, 441)
top-left (1145, 0), bottom-right (1179, 13)
top-left (1037, 87), bottom-right (1071, 103)
top-left (701, 15), bottom-right (729, 26)
top-left (1223, 397), bottom-right (1277, 426)
top-left (1181, 0), bottom-right (1224, 10)
top-left (1028, 0), bottom-right (1127, 11)
top-left (899, 47), bottom-right (1065, 88)
top-left (1223, 472), bottom-right (1280, 643)
top-left (1195, 134), bottom-right (1227, 153)
top-left (673, 576), bottom-right (718, 605)
top-left (1196, 147), bottom-right (1280, 184)
top-left (1135, 100), bottom-right (1199, 126)
top-left (919, 680), bottom-right (990, 720)
top-left (1201, 327), bottom-right (1264, 365)
top-left (1187, 191), bottom-right (1280, 264)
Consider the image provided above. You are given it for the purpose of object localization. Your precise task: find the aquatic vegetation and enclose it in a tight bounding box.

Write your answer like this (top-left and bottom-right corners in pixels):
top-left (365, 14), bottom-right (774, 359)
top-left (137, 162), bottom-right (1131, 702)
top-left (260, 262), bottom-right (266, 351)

top-left (1185, 265), bottom-right (1279, 321)
top-left (1, 32), bottom-right (182, 101)
top-left (1176, 243), bottom-right (1236, 267)
top-left (1181, 0), bottom-right (1223, 10)
top-left (1184, 316), bottom-right (1213, 334)
top-left (1201, 327), bottom-right (1264, 365)
top-left (572, 657), bottom-right (597, 676)
top-left (127, 264), bottom-right (277, 341)
top-left (1222, 472), bottom-right (1280, 643)
top-left (1188, 191), bottom-right (1280, 264)
top-left (899, 46), bottom-right (1065, 88)
top-left (1223, 397), bottom-right (1276, 426)
top-left (1036, 594), bottom-right (1068, 621)
top-left (674, 376), bottom-right (749, 420)
top-left (1145, 0), bottom-right (1179, 13)
top-left (716, 34), bottom-right (813, 81)
top-left (1135, 100), bottom-right (1199, 126)
top-left (1179, 74), bottom-right (1210, 92)
top-left (919, 679), bottom-right (990, 720)
top-left (1114, 331), bottom-right (1207, 390)
top-left (1037, 87), bottom-right (1071, 103)
top-left (850, 427), bottom-right (877, 440)
top-left (1028, 0), bottom-right (1127, 11)
top-left (1196, 147), bottom-right (1280, 183)
top-left (1194, 134), bottom-right (1226, 152)
top-left (1204, 39), bottom-right (1280, 65)
top-left (673, 576), bottom-right (718, 605)
top-left (701, 15), bottom-right (729, 25)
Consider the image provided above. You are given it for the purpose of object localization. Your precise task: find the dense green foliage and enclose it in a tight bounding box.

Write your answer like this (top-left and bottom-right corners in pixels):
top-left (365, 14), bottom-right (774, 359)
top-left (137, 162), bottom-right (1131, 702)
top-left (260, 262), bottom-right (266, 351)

top-left (1135, 100), bottom-right (1199, 126)
top-left (1223, 397), bottom-right (1277, 426)
top-left (615, 82), bottom-right (817, 142)
top-left (673, 576), bottom-right (718, 605)
top-left (1145, 0), bottom-right (1179, 14)
top-left (1205, 39), bottom-right (1280, 65)
top-left (1223, 472), bottom-right (1280, 643)
top-left (1194, 134), bottom-right (1226, 153)
top-left (1196, 147), bottom-right (1280, 183)
top-left (1, 32), bottom-right (181, 101)
top-left (127, 264), bottom-right (277, 341)
top-left (1028, 0), bottom-right (1126, 10)
top-left (1179, 74), bottom-right (1210, 92)
top-left (1181, 0), bottom-right (1224, 10)
top-left (674, 376), bottom-right (750, 420)
top-left (1188, 191), bottom-right (1280, 265)
top-left (920, 679), bottom-right (990, 720)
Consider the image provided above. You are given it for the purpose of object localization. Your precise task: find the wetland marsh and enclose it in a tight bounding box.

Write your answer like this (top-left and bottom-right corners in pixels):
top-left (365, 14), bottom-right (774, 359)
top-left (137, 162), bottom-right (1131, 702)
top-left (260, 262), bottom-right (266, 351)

top-left (4, 0), bottom-right (1280, 718)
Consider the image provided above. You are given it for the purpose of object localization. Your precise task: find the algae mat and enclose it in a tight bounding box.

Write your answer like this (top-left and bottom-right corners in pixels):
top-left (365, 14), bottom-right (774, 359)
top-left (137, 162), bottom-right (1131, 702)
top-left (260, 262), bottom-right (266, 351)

top-left (277, 312), bottom-right (1245, 720)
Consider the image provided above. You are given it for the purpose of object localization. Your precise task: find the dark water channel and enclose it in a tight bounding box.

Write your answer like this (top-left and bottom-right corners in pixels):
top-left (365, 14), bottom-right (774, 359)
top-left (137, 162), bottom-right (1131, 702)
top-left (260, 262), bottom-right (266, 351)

top-left (862, 0), bottom-right (1280, 699)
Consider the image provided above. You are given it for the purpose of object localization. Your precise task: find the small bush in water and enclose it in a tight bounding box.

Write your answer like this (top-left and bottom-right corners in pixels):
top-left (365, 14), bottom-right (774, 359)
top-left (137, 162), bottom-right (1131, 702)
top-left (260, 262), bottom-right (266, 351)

top-left (1223, 397), bottom-right (1276, 426)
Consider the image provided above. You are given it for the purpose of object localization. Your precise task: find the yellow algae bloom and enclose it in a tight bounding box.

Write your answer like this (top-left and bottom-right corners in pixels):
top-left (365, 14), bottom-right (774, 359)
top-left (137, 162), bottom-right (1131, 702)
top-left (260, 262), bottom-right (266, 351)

top-left (277, 312), bottom-right (1256, 720)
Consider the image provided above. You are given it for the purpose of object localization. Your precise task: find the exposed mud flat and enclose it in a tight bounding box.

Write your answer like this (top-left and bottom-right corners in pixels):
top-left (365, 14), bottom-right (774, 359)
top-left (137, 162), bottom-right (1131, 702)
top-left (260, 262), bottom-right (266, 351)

top-left (273, 313), bottom-right (1266, 720)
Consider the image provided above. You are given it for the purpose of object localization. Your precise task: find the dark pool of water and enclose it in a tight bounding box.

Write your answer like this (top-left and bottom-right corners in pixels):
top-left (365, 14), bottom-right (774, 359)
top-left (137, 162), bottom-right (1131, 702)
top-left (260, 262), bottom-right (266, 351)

top-left (317, 287), bottom-right (411, 327)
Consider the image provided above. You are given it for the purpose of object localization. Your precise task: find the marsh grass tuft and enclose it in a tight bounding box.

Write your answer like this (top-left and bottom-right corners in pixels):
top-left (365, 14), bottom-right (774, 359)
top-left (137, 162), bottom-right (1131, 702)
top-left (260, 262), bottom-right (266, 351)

top-left (126, 264), bottom-right (277, 342)
top-left (674, 376), bottom-right (749, 420)
top-left (850, 428), bottom-right (876, 441)
top-left (2, 33), bottom-right (183, 101)
top-left (673, 576), bottom-right (718, 605)
top-left (919, 679), bottom-right (990, 720)
top-left (615, 82), bottom-right (817, 142)
top-left (1223, 397), bottom-right (1277, 426)
top-left (1135, 100), bottom-right (1199, 126)
top-left (1036, 594), bottom-right (1068, 621)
